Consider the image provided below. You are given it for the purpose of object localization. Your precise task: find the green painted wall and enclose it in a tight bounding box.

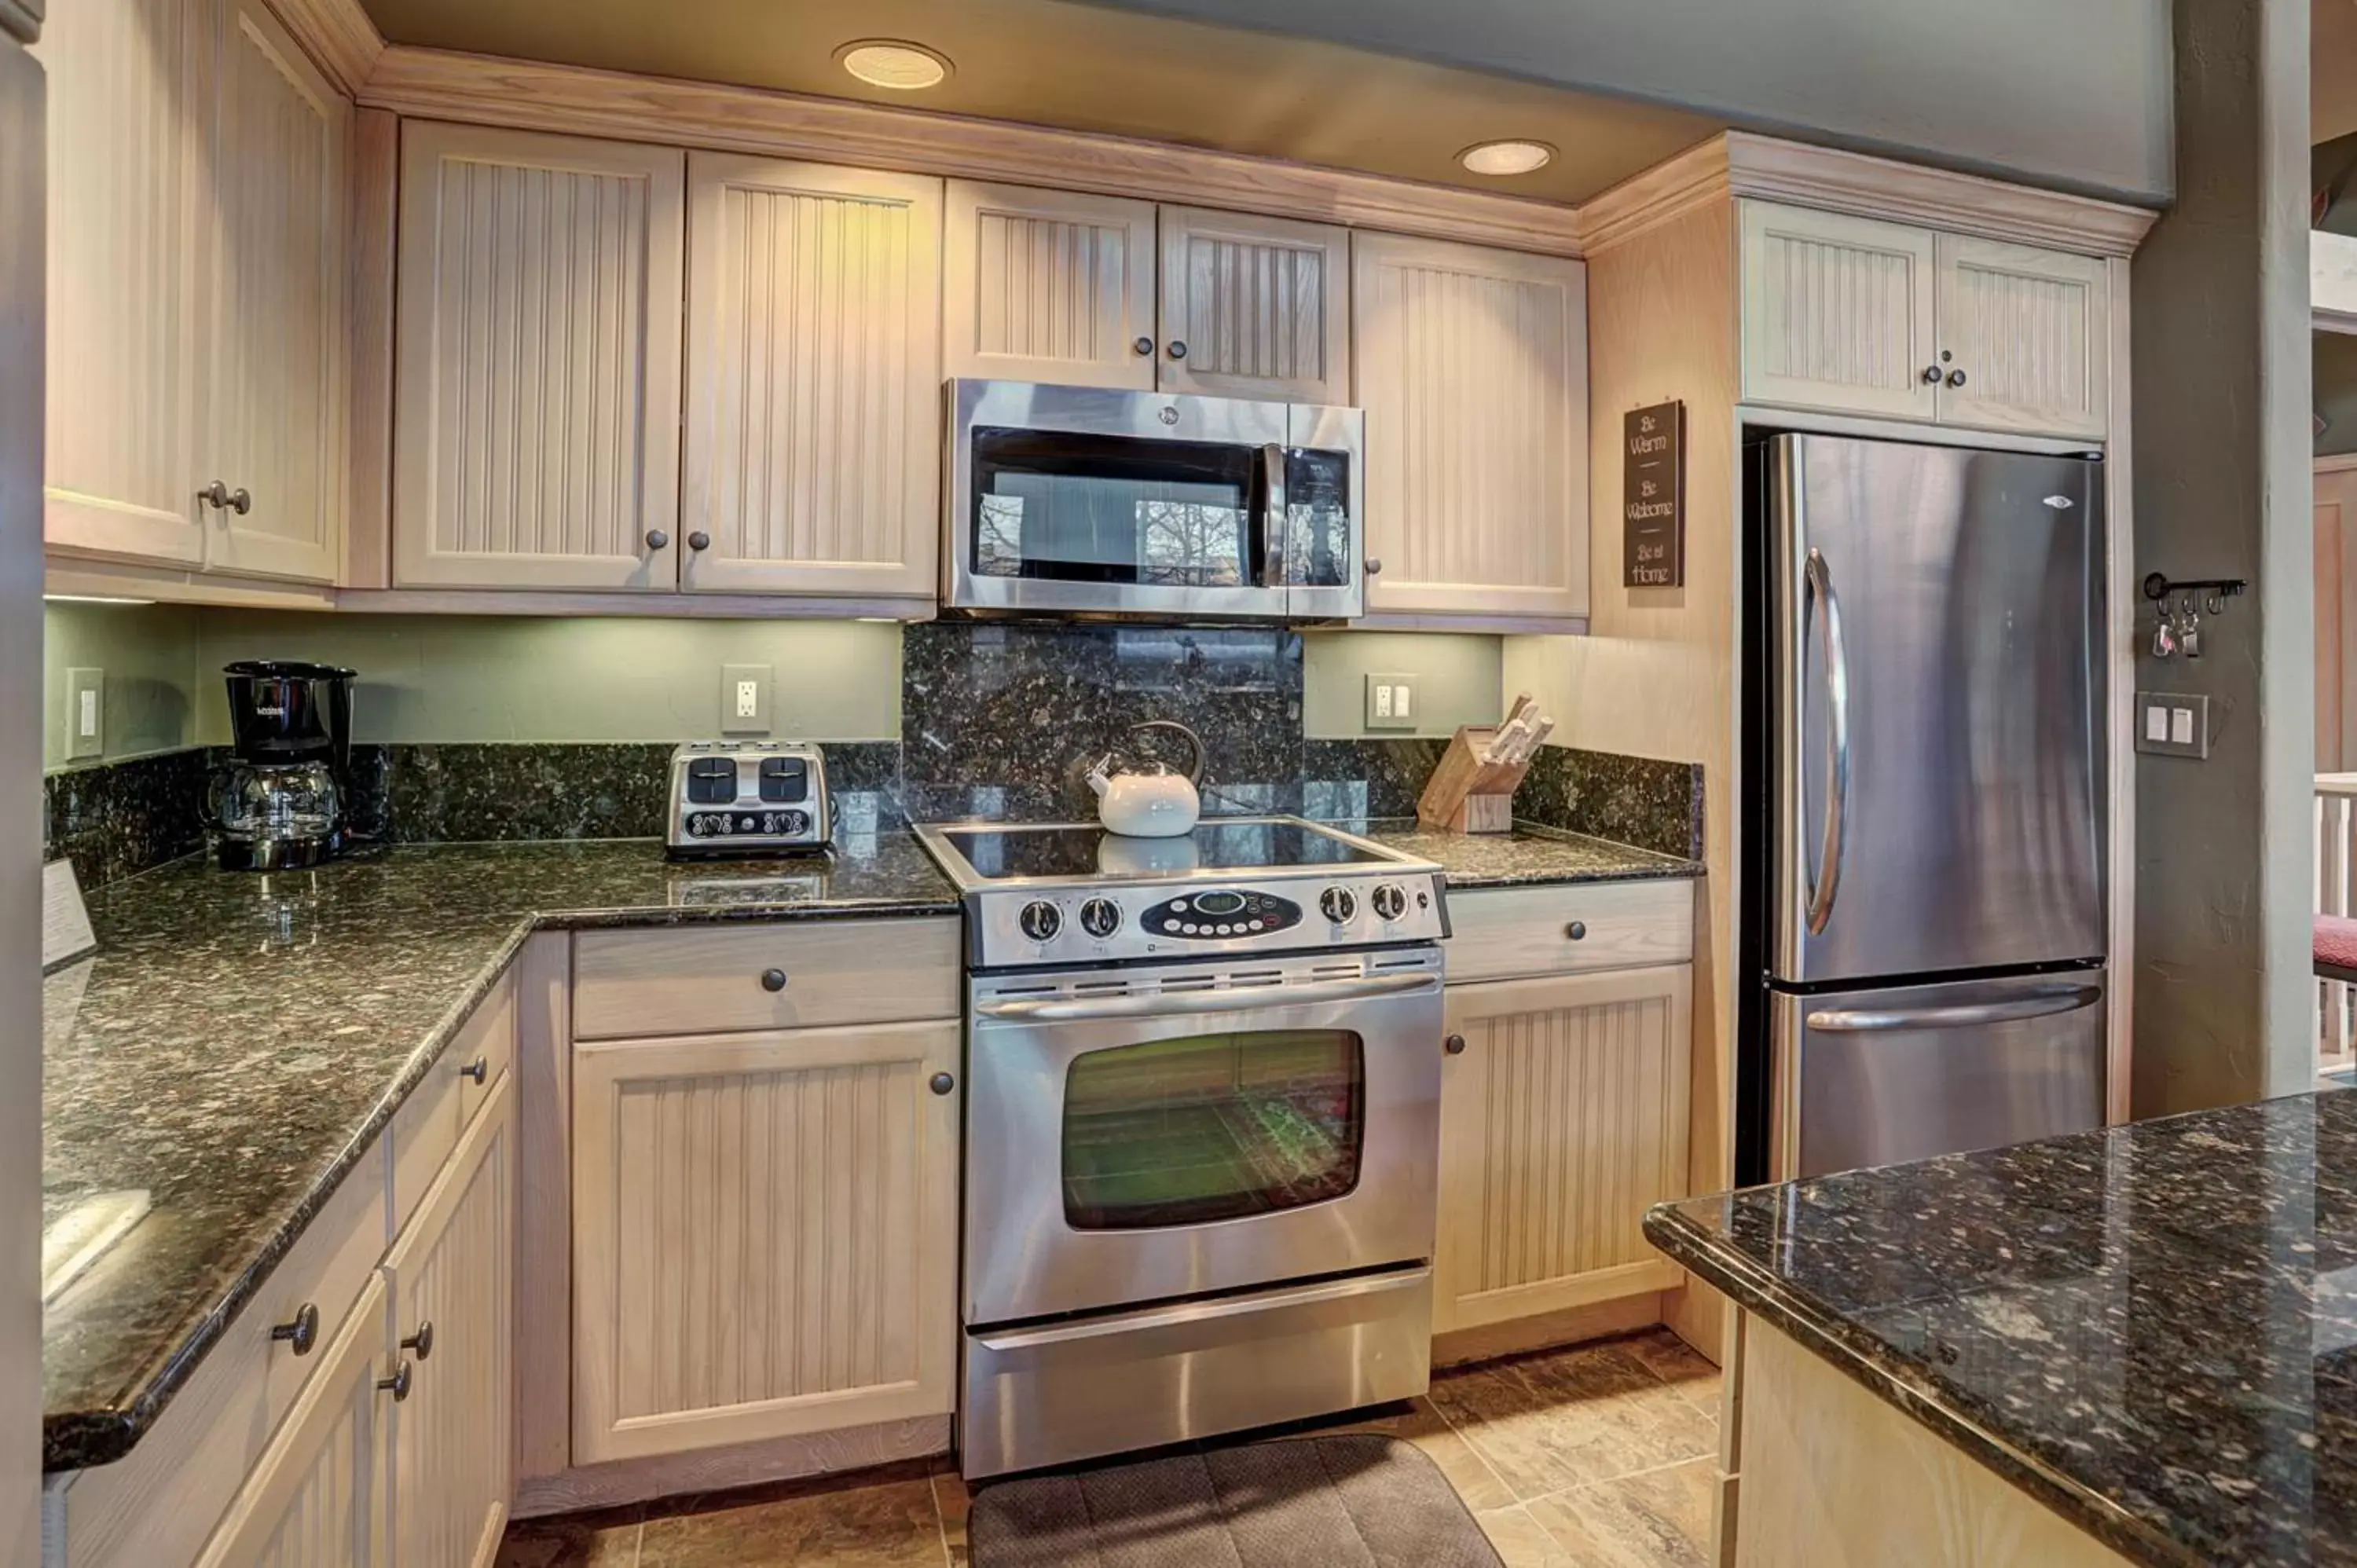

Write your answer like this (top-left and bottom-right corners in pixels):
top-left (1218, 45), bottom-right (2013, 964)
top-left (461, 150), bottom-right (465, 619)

top-left (1299, 631), bottom-right (1503, 738)
top-left (41, 602), bottom-right (202, 768)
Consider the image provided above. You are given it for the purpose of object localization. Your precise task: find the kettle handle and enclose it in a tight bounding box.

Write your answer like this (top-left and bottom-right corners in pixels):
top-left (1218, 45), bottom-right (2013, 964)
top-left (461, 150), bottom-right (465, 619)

top-left (1128, 720), bottom-right (1204, 786)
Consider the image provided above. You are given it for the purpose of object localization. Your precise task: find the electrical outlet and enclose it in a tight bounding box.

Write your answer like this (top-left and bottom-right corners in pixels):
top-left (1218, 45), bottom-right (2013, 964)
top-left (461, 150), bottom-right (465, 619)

top-left (1365, 672), bottom-right (1419, 731)
top-left (2134, 691), bottom-right (2209, 759)
top-left (721, 663), bottom-right (772, 735)
top-left (66, 668), bottom-right (104, 760)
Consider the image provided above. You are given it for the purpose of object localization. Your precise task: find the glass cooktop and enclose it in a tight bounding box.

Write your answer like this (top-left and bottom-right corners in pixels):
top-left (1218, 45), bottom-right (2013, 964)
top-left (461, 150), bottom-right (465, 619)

top-left (932, 818), bottom-right (1395, 882)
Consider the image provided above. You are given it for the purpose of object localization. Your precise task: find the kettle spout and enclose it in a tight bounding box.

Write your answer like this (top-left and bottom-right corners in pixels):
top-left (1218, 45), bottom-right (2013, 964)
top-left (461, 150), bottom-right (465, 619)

top-left (1085, 755), bottom-right (1111, 798)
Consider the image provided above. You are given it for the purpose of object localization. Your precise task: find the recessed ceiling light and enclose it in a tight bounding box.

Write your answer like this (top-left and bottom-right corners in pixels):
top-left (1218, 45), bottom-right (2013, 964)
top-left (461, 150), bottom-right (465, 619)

top-left (836, 40), bottom-right (951, 91)
top-left (1458, 140), bottom-right (1556, 177)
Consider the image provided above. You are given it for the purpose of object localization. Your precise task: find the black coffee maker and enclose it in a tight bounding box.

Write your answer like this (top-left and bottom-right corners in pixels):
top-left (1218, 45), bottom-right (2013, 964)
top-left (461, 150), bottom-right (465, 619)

top-left (207, 661), bottom-right (357, 870)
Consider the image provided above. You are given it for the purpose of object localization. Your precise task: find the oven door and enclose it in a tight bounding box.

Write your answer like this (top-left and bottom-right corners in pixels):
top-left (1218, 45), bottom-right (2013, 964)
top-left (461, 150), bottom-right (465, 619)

top-left (944, 379), bottom-right (1362, 621)
top-left (964, 951), bottom-right (1442, 1325)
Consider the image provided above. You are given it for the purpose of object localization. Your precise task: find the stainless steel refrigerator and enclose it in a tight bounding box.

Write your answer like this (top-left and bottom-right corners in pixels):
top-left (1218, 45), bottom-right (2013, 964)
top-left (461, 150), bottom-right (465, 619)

top-left (1739, 431), bottom-right (2108, 1184)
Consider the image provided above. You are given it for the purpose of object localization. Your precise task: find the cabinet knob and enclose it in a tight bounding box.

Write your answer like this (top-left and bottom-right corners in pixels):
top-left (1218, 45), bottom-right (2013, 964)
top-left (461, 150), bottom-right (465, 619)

top-left (401, 1320), bottom-right (435, 1361)
top-left (1364, 559), bottom-right (1383, 577)
top-left (1921, 365), bottom-right (1944, 385)
top-left (929, 1071), bottom-right (957, 1096)
top-left (687, 531), bottom-right (711, 551)
top-left (377, 1361), bottom-right (412, 1402)
top-left (761, 968), bottom-right (789, 993)
top-left (1167, 339), bottom-right (1188, 360)
top-left (198, 480), bottom-right (251, 515)
top-left (269, 1302), bottom-right (320, 1357)
top-left (1946, 368), bottom-right (1967, 389)
top-left (1132, 336), bottom-right (1154, 357)
top-left (645, 529), bottom-right (670, 551)
top-left (1443, 1033), bottom-right (1466, 1056)
top-left (1565, 921), bottom-right (1587, 940)
top-left (456, 1054), bottom-right (487, 1084)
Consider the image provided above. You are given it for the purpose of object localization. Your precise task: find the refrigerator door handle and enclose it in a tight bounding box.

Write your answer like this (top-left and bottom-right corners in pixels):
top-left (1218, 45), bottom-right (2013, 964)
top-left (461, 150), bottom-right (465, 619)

top-left (1805, 983), bottom-right (2104, 1033)
top-left (1804, 547), bottom-right (1850, 935)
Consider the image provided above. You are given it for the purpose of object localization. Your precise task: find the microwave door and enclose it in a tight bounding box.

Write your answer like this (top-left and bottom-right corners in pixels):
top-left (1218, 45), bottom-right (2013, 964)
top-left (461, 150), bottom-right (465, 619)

top-left (1282, 403), bottom-right (1367, 620)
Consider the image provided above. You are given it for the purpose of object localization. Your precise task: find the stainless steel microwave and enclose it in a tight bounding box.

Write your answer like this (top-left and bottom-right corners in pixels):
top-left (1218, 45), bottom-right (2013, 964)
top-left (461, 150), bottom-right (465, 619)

top-left (943, 379), bottom-right (1365, 621)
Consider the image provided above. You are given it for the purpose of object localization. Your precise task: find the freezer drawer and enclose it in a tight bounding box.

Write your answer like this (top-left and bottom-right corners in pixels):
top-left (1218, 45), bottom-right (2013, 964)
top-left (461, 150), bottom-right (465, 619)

top-left (1769, 972), bottom-right (2105, 1180)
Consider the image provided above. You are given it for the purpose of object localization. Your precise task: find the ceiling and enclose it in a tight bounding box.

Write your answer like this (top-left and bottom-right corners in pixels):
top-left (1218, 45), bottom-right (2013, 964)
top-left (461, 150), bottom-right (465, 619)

top-left (355, 0), bottom-right (1728, 205)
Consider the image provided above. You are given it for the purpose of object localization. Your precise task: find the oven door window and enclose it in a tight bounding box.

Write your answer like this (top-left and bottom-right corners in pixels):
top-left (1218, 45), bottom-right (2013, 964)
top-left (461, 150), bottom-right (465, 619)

top-left (1061, 1029), bottom-right (1365, 1229)
top-left (972, 428), bottom-right (1263, 588)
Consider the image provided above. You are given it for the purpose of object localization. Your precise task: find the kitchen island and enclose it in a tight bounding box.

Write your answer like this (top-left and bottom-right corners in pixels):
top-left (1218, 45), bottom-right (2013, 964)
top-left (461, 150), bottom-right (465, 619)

top-left (1645, 1090), bottom-right (2357, 1566)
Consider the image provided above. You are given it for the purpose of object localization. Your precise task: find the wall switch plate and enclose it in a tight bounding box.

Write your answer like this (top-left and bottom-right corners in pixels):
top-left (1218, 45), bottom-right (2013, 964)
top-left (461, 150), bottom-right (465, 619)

top-left (1365, 672), bottom-right (1418, 731)
top-left (65, 668), bottom-right (103, 760)
top-left (721, 663), bottom-right (772, 735)
top-left (2134, 691), bottom-right (2209, 759)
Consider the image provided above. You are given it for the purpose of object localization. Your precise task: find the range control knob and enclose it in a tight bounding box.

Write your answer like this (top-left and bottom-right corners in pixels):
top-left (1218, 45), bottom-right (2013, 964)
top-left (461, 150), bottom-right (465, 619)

top-left (1371, 883), bottom-right (1408, 922)
top-left (1319, 886), bottom-right (1358, 924)
top-left (1018, 900), bottom-right (1063, 943)
top-left (1080, 898), bottom-right (1122, 939)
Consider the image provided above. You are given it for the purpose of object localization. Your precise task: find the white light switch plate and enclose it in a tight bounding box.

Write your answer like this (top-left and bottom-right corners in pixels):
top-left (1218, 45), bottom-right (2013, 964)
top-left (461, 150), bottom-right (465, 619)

top-left (721, 663), bottom-right (772, 735)
top-left (65, 668), bottom-right (103, 760)
top-left (2134, 691), bottom-right (2209, 759)
top-left (1365, 672), bottom-right (1418, 731)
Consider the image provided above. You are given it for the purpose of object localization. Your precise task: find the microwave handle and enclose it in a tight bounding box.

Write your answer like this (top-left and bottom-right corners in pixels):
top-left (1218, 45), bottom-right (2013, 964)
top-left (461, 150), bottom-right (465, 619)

top-left (1259, 441), bottom-right (1288, 588)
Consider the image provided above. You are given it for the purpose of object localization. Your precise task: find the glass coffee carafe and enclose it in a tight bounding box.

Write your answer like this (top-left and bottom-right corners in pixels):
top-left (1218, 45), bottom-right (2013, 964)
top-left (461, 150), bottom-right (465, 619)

top-left (206, 660), bottom-right (356, 870)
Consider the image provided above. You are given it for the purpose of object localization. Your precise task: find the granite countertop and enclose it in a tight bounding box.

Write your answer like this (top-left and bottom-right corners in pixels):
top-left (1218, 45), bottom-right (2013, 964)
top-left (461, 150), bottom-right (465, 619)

top-left (1644, 1090), bottom-right (2357, 1568)
top-left (41, 834), bottom-right (958, 1472)
top-left (1343, 819), bottom-right (1703, 886)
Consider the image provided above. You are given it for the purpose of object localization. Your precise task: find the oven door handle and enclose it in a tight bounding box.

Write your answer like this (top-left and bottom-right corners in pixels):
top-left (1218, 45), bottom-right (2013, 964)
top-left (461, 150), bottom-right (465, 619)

top-left (974, 971), bottom-right (1437, 1024)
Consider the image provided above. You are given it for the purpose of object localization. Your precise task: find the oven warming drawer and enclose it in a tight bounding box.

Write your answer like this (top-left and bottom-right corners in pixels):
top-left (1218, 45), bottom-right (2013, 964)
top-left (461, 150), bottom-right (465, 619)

top-left (961, 1266), bottom-right (1433, 1479)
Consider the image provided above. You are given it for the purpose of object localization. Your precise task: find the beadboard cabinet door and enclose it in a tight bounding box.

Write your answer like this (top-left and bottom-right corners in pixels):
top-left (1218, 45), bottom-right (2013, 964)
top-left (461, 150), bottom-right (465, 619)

top-left (393, 124), bottom-right (686, 590)
top-left (203, 0), bottom-right (346, 582)
top-left (1157, 206), bottom-right (1349, 403)
top-left (1932, 235), bottom-right (2110, 438)
top-left (1739, 201), bottom-right (1937, 422)
top-left (1433, 965), bottom-right (1692, 1335)
top-left (383, 1072), bottom-right (514, 1568)
top-left (1351, 232), bottom-right (1588, 624)
top-left (680, 155), bottom-right (942, 598)
top-left (943, 180), bottom-right (1157, 390)
top-left (192, 1275), bottom-right (390, 1568)
top-left (571, 1021), bottom-right (961, 1463)
top-left (37, 0), bottom-right (207, 566)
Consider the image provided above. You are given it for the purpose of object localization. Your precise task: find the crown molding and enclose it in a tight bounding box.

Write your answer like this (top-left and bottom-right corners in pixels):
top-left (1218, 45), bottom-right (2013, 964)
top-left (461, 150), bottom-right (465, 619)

top-left (268, 0), bottom-right (385, 97)
top-left (357, 46), bottom-right (1588, 258)
top-left (1575, 130), bottom-right (2159, 258)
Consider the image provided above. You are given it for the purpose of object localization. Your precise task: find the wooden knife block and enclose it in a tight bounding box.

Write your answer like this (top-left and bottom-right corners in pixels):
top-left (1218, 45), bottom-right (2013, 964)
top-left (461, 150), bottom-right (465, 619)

top-left (1417, 726), bottom-right (1530, 833)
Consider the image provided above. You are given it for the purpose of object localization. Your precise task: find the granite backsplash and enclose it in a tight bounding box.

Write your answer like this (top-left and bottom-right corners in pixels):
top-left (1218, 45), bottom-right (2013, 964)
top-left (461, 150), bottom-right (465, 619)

top-left (42, 623), bottom-right (1703, 888)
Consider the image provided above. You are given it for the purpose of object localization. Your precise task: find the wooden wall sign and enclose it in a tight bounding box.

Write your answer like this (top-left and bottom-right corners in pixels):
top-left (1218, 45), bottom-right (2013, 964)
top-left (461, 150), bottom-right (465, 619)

top-left (1622, 401), bottom-right (1685, 588)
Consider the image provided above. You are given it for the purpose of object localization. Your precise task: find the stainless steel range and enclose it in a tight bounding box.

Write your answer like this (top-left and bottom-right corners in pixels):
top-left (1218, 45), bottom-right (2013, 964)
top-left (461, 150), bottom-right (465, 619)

top-left (913, 816), bottom-right (1450, 1478)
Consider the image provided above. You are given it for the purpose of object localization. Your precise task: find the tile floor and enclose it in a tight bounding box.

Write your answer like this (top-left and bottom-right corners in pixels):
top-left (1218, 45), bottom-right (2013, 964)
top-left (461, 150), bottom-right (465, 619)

top-left (497, 1328), bottom-right (1723, 1568)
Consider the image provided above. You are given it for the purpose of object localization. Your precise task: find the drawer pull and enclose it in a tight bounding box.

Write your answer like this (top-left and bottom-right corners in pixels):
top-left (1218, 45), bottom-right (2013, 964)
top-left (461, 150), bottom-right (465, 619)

top-left (270, 1302), bottom-right (320, 1357)
top-left (400, 1320), bottom-right (435, 1361)
top-left (457, 1054), bottom-right (487, 1084)
top-left (377, 1361), bottom-right (412, 1401)
top-left (1443, 1034), bottom-right (1467, 1056)
top-left (1565, 921), bottom-right (1588, 940)
top-left (930, 1072), bottom-right (957, 1096)
top-left (761, 968), bottom-right (789, 993)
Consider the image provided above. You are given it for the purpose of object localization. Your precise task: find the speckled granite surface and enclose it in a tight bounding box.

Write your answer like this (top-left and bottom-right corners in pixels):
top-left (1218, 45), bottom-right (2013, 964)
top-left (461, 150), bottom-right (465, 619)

top-left (1516, 745), bottom-right (1704, 862)
top-left (1347, 819), bottom-right (1700, 886)
top-left (42, 749), bottom-right (210, 889)
top-left (41, 835), bottom-right (958, 1472)
top-left (1644, 1091), bottom-right (2357, 1568)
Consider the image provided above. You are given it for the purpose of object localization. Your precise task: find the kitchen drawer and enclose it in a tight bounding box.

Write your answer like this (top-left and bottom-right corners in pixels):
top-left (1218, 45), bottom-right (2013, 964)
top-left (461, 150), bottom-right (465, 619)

top-left (392, 969), bottom-right (515, 1237)
top-left (1442, 880), bottom-right (1695, 984)
top-left (60, 1137), bottom-right (389, 1568)
top-left (571, 917), bottom-right (961, 1040)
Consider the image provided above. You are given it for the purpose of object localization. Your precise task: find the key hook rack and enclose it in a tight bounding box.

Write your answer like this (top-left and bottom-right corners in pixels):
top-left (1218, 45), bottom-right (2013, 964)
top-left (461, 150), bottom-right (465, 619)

top-left (2143, 573), bottom-right (2249, 614)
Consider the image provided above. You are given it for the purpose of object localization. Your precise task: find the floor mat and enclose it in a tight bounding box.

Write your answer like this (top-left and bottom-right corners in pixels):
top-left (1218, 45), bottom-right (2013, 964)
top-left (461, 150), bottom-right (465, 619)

top-left (968, 1433), bottom-right (1505, 1568)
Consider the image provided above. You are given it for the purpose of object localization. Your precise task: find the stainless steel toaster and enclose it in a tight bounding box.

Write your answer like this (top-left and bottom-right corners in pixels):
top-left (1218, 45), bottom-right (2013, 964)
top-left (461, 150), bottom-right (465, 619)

top-left (664, 742), bottom-right (831, 856)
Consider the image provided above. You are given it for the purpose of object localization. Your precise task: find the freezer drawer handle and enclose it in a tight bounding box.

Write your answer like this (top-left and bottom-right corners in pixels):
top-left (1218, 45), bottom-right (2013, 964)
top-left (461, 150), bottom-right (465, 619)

top-left (975, 971), bottom-right (1435, 1024)
top-left (1804, 548), bottom-right (1850, 936)
top-left (1805, 984), bottom-right (2102, 1033)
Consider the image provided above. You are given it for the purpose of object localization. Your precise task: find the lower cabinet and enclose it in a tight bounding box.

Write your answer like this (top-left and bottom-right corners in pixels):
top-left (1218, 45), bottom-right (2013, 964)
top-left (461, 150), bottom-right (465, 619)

top-left (570, 1020), bottom-right (962, 1464)
top-left (191, 1274), bottom-right (390, 1568)
top-left (384, 1072), bottom-right (516, 1568)
top-left (1433, 964), bottom-right (1694, 1334)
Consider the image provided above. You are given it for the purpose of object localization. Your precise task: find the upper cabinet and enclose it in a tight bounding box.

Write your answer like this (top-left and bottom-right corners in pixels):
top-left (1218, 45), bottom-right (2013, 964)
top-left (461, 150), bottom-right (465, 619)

top-left (1352, 233), bottom-right (1589, 625)
top-left (943, 184), bottom-right (1348, 403)
top-left (39, 0), bottom-right (346, 581)
top-left (943, 181), bottom-right (1157, 390)
top-left (391, 124), bottom-right (687, 591)
top-left (680, 154), bottom-right (943, 599)
top-left (1739, 200), bottom-right (2110, 439)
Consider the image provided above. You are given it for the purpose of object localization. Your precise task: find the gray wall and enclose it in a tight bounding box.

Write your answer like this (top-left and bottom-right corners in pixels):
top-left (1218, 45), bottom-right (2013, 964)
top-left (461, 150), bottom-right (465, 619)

top-left (2130, 0), bottom-right (2314, 1114)
top-left (1090, 0), bottom-right (2175, 203)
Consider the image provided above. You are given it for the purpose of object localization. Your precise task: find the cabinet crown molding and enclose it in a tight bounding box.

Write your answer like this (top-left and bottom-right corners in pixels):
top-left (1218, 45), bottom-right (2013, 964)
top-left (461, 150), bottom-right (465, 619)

top-left (1578, 131), bottom-right (2160, 259)
top-left (263, 0), bottom-right (385, 97)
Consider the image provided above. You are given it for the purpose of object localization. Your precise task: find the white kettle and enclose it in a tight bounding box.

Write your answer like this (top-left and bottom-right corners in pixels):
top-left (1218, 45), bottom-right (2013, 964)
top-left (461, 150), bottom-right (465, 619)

top-left (1086, 720), bottom-right (1204, 838)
